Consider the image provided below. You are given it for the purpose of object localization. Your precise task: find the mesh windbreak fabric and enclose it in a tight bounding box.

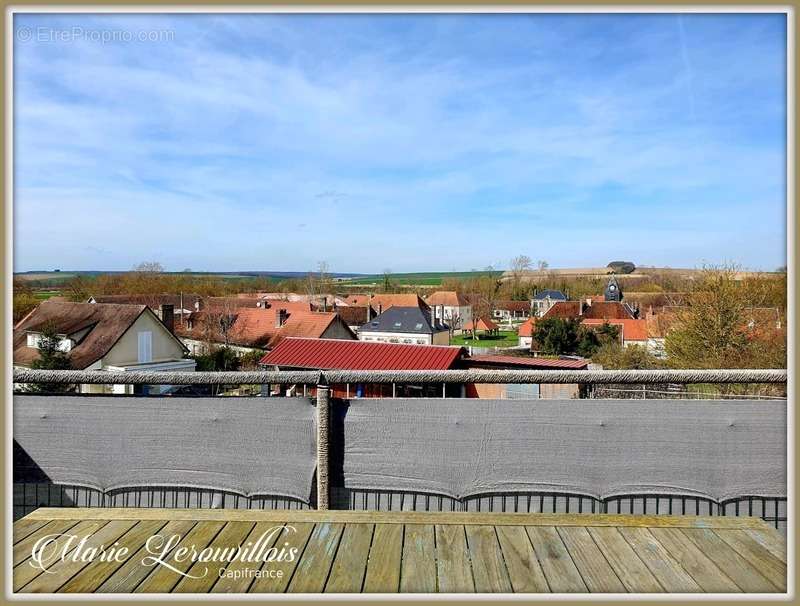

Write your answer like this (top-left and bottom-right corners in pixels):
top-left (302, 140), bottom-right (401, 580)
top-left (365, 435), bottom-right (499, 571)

top-left (341, 398), bottom-right (786, 502)
top-left (14, 395), bottom-right (317, 504)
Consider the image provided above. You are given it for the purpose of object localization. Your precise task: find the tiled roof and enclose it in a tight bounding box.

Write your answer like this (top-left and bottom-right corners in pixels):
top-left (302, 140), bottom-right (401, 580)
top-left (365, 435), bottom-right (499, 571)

top-left (581, 318), bottom-right (648, 342)
top-left (466, 354), bottom-right (589, 369)
top-left (13, 301), bottom-right (181, 369)
top-left (369, 294), bottom-right (429, 311)
top-left (335, 305), bottom-right (375, 326)
top-left (494, 300), bottom-right (531, 312)
top-left (464, 316), bottom-right (498, 331)
top-left (426, 291), bottom-right (469, 307)
top-left (542, 301), bottom-right (635, 321)
top-left (342, 294), bottom-right (371, 306)
top-left (270, 311), bottom-right (343, 348)
top-left (89, 293), bottom-right (202, 311)
top-left (518, 318), bottom-right (536, 337)
top-left (203, 296), bottom-right (262, 309)
top-left (583, 302), bottom-right (636, 320)
top-left (260, 337), bottom-right (466, 370)
top-left (541, 301), bottom-right (582, 319)
top-left (175, 307), bottom-right (349, 349)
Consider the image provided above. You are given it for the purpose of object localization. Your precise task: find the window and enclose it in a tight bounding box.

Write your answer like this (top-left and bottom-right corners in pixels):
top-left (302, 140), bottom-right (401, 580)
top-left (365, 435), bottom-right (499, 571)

top-left (138, 331), bottom-right (152, 363)
top-left (26, 332), bottom-right (71, 351)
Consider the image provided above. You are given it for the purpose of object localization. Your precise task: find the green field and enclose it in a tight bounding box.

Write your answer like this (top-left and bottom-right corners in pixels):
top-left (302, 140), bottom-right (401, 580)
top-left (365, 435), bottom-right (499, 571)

top-left (346, 271), bottom-right (503, 287)
top-left (450, 330), bottom-right (519, 348)
top-left (33, 290), bottom-right (62, 300)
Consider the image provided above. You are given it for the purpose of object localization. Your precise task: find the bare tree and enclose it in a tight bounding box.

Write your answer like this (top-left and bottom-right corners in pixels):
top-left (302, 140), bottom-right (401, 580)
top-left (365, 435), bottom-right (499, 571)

top-left (305, 261), bottom-right (331, 310)
top-left (197, 298), bottom-right (246, 351)
top-left (509, 255), bottom-right (532, 299)
top-left (537, 260), bottom-right (549, 272)
top-left (382, 268), bottom-right (394, 293)
top-left (467, 266), bottom-right (503, 337)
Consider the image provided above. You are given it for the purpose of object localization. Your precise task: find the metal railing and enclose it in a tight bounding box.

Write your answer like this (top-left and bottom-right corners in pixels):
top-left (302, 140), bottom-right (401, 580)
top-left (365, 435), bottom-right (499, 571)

top-left (12, 367), bottom-right (789, 386)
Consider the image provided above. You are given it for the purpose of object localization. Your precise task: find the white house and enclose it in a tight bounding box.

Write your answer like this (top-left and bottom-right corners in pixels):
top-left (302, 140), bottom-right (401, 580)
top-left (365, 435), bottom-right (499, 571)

top-left (358, 306), bottom-right (450, 346)
top-left (13, 301), bottom-right (195, 394)
top-left (531, 289), bottom-right (568, 317)
top-left (425, 291), bottom-right (472, 330)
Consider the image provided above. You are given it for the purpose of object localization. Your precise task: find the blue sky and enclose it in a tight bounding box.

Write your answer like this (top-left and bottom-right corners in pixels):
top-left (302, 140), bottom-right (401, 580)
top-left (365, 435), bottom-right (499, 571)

top-left (13, 12), bottom-right (787, 273)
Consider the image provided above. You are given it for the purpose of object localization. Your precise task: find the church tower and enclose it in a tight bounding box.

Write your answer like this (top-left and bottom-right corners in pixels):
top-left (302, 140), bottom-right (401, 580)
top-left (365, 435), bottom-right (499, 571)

top-left (605, 276), bottom-right (622, 302)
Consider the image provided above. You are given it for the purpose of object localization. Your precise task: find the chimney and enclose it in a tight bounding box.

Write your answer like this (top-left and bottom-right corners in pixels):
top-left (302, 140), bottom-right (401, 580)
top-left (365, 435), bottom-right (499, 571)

top-left (275, 308), bottom-right (288, 328)
top-left (378, 303), bottom-right (383, 315)
top-left (161, 304), bottom-right (174, 334)
top-left (438, 305), bottom-right (445, 326)
top-left (367, 295), bottom-right (373, 322)
top-left (430, 305), bottom-right (437, 328)
top-left (194, 299), bottom-right (201, 312)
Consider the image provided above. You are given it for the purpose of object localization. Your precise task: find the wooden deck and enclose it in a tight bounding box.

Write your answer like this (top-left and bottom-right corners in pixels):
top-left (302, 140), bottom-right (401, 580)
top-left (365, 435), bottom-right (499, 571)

top-left (13, 508), bottom-right (787, 594)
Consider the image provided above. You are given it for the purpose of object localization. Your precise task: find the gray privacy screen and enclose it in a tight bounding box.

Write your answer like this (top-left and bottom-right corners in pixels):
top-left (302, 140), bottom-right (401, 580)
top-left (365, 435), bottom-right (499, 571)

top-left (14, 396), bottom-right (317, 504)
top-left (341, 398), bottom-right (786, 502)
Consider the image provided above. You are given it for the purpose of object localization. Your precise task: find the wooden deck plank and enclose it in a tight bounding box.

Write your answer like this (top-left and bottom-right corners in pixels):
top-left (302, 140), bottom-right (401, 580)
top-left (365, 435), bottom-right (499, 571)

top-left (134, 521), bottom-right (226, 593)
top-left (21, 507), bottom-right (772, 529)
top-left (248, 522), bottom-right (315, 593)
top-left (587, 527), bottom-right (663, 593)
top-left (435, 524), bottom-right (475, 593)
top-left (362, 523), bottom-right (403, 593)
top-left (94, 520), bottom-right (197, 593)
top-left (14, 519), bottom-right (109, 591)
top-left (399, 524), bottom-right (436, 593)
top-left (209, 521), bottom-right (289, 593)
top-left (743, 527), bottom-right (787, 563)
top-left (11, 509), bottom-right (786, 595)
top-left (13, 518), bottom-right (51, 544)
top-left (495, 525), bottom-right (549, 593)
top-left (557, 526), bottom-right (626, 593)
top-left (713, 529), bottom-right (787, 591)
top-left (21, 520), bottom-right (138, 593)
top-left (648, 527), bottom-right (740, 593)
top-left (681, 528), bottom-right (779, 592)
top-left (617, 527), bottom-right (702, 593)
top-left (525, 526), bottom-right (587, 593)
top-left (465, 525), bottom-right (512, 593)
top-left (13, 519), bottom-right (81, 567)
top-left (173, 521), bottom-right (256, 593)
top-left (325, 523), bottom-right (374, 593)
top-left (58, 521), bottom-right (168, 593)
top-left (286, 523), bottom-right (345, 593)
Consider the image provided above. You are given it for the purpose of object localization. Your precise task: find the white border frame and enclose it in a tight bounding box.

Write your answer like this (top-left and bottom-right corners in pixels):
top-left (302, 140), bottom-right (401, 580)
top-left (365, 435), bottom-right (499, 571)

top-left (4, 5), bottom-right (794, 602)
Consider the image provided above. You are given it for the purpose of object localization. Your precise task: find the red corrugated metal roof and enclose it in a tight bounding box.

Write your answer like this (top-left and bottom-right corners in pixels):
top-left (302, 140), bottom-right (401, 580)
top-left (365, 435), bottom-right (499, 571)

top-left (467, 354), bottom-right (589, 369)
top-left (260, 337), bottom-right (466, 370)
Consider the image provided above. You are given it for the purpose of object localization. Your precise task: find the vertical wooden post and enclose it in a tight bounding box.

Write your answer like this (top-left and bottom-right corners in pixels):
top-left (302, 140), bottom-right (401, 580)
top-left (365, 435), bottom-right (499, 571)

top-left (316, 384), bottom-right (330, 510)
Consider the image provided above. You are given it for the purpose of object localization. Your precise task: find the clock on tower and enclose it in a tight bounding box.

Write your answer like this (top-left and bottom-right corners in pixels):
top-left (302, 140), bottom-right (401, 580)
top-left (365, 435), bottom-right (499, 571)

top-left (605, 277), bottom-right (622, 302)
